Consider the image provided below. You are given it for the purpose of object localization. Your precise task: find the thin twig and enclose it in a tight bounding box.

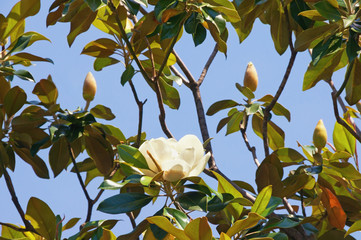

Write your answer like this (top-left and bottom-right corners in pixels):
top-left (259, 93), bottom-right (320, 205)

top-left (0, 222), bottom-right (30, 232)
top-left (169, 65), bottom-right (190, 87)
top-left (129, 79), bottom-right (147, 148)
top-left (1, 166), bottom-right (38, 234)
top-left (240, 116), bottom-right (260, 167)
top-left (67, 142), bottom-right (93, 223)
top-left (262, 51), bottom-right (297, 157)
top-left (300, 190), bottom-right (307, 217)
top-left (173, 50), bottom-right (197, 84)
top-left (197, 44), bottom-right (218, 86)
top-left (331, 92), bottom-right (361, 143)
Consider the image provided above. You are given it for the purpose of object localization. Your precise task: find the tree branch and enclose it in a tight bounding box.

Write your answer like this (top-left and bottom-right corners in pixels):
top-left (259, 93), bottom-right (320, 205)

top-left (1, 166), bottom-right (37, 234)
top-left (128, 79), bottom-right (147, 148)
top-left (331, 92), bottom-right (361, 143)
top-left (197, 44), bottom-right (218, 86)
top-left (240, 115), bottom-right (260, 167)
top-left (262, 51), bottom-right (297, 157)
top-left (173, 50), bottom-right (197, 84)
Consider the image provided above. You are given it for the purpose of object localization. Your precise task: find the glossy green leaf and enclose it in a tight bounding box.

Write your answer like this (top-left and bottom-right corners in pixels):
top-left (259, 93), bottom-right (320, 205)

top-left (94, 57), bottom-right (120, 71)
top-left (193, 23), bottom-right (207, 46)
top-left (117, 144), bottom-right (149, 169)
top-left (98, 193), bottom-right (152, 214)
top-left (226, 111), bottom-right (243, 135)
top-left (206, 99), bottom-right (239, 116)
top-left (14, 69), bottom-right (34, 82)
top-left (121, 65), bottom-right (135, 86)
top-left (345, 57), bottom-right (361, 105)
top-left (32, 78), bottom-right (58, 105)
top-left (147, 216), bottom-right (190, 240)
top-left (251, 185), bottom-right (272, 215)
top-left (82, 38), bottom-right (118, 57)
top-left (90, 104), bottom-right (115, 120)
top-left (226, 212), bottom-right (265, 238)
top-left (163, 207), bottom-right (189, 229)
top-left (4, 86), bottom-right (27, 117)
top-left (159, 76), bottom-right (180, 109)
top-left (25, 197), bottom-right (56, 240)
top-left (294, 23), bottom-right (338, 52)
top-left (290, 0), bottom-right (313, 30)
top-left (314, 1), bottom-right (341, 22)
top-left (333, 121), bottom-right (356, 155)
top-left (85, 0), bottom-right (103, 11)
top-left (176, 191), bottom-right (208, 212)
top-left (272, 148), bottom-right (305, 163)
top-left (49, 136), bottom-right (71, 177)
top-left (269, 1), bottom-right (289, 55)
top-left (99, 179), bottom-right (129, 190)
top-left (303, 48), bottom-right (345, 90)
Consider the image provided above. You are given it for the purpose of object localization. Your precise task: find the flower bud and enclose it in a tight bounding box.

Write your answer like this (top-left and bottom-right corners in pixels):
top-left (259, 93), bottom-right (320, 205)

top-left (83, 72), bottom-right (97, 101)
top-left (313, 119), bottom-right (327, 151)
top-left (243, 62), bottom-right (258, 92)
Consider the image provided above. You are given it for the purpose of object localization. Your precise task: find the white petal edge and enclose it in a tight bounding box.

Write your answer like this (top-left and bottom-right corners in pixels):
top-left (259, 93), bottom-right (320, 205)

top-left (188, 152), bottom-right (211, 177)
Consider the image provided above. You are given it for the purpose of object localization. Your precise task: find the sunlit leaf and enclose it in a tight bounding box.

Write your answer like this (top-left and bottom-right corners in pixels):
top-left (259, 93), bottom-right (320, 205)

top-left (90, 104), bottom-right (115, 120)
top-left (49, 136), bottom-right (71, 177)
top-left (333, 121), bottom-right (356, 155)
top-left (320, 186), bottom-right (346, 230)
top-left (117, 144), bottom-right (149, 169)
top-left (147, 216), bottom-right (190, 240)
top-left (184, 217), bottom-right (212, 240)
top-left (251, 185), bottom-right (272, 215)
top-left (345, 57), bottom-right (361, 105)
top-left (32, 78), bottom-right (58, 105)
top-left (25, 197), bottom-right (56, 240)
top-left (226, 212), bottom-right (265, 237)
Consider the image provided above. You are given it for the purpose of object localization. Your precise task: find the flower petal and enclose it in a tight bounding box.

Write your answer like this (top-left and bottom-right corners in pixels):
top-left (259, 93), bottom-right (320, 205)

top-left (188, 152), bottom-right (211, 177)
top-left (178, 135), bottom-right (204, 166)
top-left (163, 164), bottom-right (186, 182)
top-left (138, 140), bottom-right (159, 174)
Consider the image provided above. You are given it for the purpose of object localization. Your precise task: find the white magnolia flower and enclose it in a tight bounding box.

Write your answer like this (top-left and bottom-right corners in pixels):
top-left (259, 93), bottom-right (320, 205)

top-left (139, 135), bottom-right (211, 182)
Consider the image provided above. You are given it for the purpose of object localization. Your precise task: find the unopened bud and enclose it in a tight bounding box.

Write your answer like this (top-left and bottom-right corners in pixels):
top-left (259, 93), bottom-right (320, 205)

top-left (243, 62), bottom-right (258, 92)
top-left (83, 72), bottom-right (97, 101)
top-left (313, 119), bottom-right (327, 151)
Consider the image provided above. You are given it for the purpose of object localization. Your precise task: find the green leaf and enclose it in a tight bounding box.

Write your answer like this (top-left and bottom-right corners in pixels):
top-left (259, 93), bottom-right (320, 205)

top-left (314, 1), bottom-right (341, 22)
top-left (261, 196), bottom-right (282, 217)
top-left (62, 218), bottom-right (81, 231)
top-left (184, 217), bottom-right (212, 240)
top-left (303, 48), bottom-right (345, 90)
top-left (0, 0), bottom-right (40, 41)
top-left (257, 94), bottom-right (290, 121)
top-left (193, 23), bottom-right (207, 46)
top-left (226, 212), bottom-right (265, 238)
top-left (252, 113), bottom-right (284, 150)
top-left (154, 0), bottom-right (177, 22)
top-left (345, 219), bottom-right (361, 237)
top-left (25, 197), bottom-right (56, 240)
top-left (13, 147), bottom-right (49, 179)
top-left (32, 78), bottom-right (58, 105)
top-left (163, 207), bottom-right (189, 229)
top-left (226, 111), bottom-right (243, 135)
top-left (290, 0), bottom-right (313, 30)
top-left (294, 23), bottom-right (339, 52)
top-left (346, 30), bottom-right (361, 62)
top-left (235, 83), bottom-right (255, 99)
top-left (159, 76), bottom-right (180, 109)
top-left (84, 0), bottom-right (103, 11)
top-left (14, 69), bottom-right (34, 82)
top-left (97, 193), bottom-right (152, 214)
top-left (269, 1), bottom-right (289, 55)
top-left (161, 13), bottom-right (185, 40)
top-left (147, 216), bottom-right (190, 240)
top-left (333, 121), bottom-right (356, 155)
top-left (49, 136), bottom-right (71, 177)
top-left (7, 35), bottom-right (32, 55)
top-left (117, 144), bottom-right (149, 169)
top-left (207, 99), bottom-right (239, 116)
top-left (90, 104), bottom-right (115, 120)
top-left (121, 65), bottom-right (135, 86)
top-left (81, 38), bottom-right (118, 57)
top-left (272, 148), bottom-right (305, 163)
top-left (99, 179), bottom-right (129, 190)
top-left (94, 57), bottom-right (120, 71)
top-left (4, 86), bottom-right (27, 117)
top-left (176, 191), bottom-right (208, 212)
top-left (345, 57), bottom-right (361, 105)
top-left (251, 185), bottom-right (272, 215)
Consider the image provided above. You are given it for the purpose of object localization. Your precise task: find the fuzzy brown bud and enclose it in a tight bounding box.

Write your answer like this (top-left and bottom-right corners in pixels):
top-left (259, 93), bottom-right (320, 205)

top-left (83, 72), bottom-right (97, 101)
top-left (313, 119), bottom-right (327, 151)
top-left (243, 62), bottom-right (258, 92)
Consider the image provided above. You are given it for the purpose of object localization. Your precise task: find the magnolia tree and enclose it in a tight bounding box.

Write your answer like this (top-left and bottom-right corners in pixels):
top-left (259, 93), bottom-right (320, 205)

top-left (1, 0), bottom-right (361, 239)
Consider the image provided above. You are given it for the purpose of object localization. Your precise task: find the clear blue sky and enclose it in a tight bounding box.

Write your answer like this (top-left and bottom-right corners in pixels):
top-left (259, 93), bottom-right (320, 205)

top-left (1, 0), bottom-right (359, 238)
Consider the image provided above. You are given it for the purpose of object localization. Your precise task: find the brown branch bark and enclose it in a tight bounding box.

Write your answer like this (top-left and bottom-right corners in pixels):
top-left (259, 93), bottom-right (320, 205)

top-left (1, 166), bottom-right (38, 234)
top-left (198, 44), bottom-right (218, 86)
top-left (240, 115), bottom-right (260, 167)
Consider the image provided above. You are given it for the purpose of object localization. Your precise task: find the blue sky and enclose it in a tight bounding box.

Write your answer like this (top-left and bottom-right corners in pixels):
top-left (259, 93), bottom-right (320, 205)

top-left (1, 0), bottom-right (359, 238)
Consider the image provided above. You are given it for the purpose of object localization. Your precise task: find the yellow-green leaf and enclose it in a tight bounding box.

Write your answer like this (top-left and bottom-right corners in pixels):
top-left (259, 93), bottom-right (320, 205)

top-left (345, 219), bottom-right (361, 237)
top-left (252, 113), bottom-right (284, 150)
top-left (226, 212), bottom-right (265, 237)
top-left (32, 78), bottom-right (58, 105)
top-left (345, 57), bottom-right (361, 105)
top-left (184, 217), bottom-right (212, 240)
top-left (251, 185), bottom-right (272, 215)
top-left (147, 216), bottom-right (190, 240)
top-left (49, 136), bottom-right (71, 177)
top-left (82, 38), bottom-right (118, 57)
top-left (25, 197), bottom-right (56, 240)
top-left (4, 86), bottom-right (27, 117)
